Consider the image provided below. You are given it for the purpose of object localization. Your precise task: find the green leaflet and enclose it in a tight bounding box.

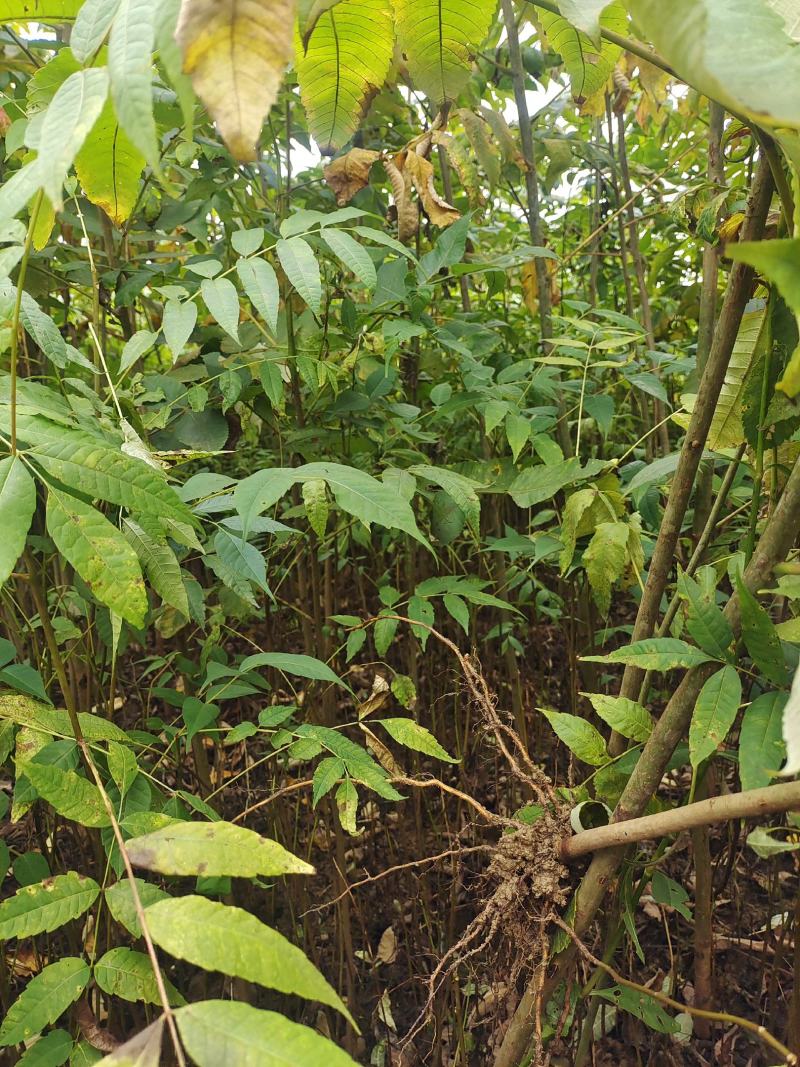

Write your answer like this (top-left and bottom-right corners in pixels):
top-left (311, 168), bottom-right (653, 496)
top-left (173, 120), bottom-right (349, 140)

top-left (45, 488), bottom-right (147, 627)
top-left (296, 0), bottom-right (394, 152)
top-left (320, 228), bottom-right (377, 289)
top-left (0, 871), bottom-right (100, 940)
top-left (410, 464), bottom-right (481, 535)
top-left (123, 518), bottom-right (189, 616)
top-left (201, 277), bottom-right (240, 342)
top-left (296, 723), bottom-right (403, 799)
top-left (0, 694), bottom-right (130, 743)
top-left (540, 709), bottom-right (608, 766)
top-left (583, 520), bottom-right (628, 615)
top-left (677, 570), bottom-right (733, 659)
top-left (237, 256), bottom-right (280, 333)
top-left (737, 577), bottom-right (788, 686)
top-left (0, 456), bottom-right (36, 588)
top-left (38, 68), bottom-right (110, 206)
top-left (393, 0), bottom-right (497, 104)
top-left (379, 717), bottom-right (458, 762)
top-left (126, 820), bottom-right (315, 877)
top-left (689, 664), bottom-right (742, 767)
top-left (145, 895), bottom-right (351, 1020)
top-left (239, 651), bottom-right (346, 687)
top-left (302, 478), bottom-right (329, 537)
top-left (108, 0), bottom-right (160, 170)
top-left (71, 0), bottom-right (124, 63)
top-left (95, 947), bottom-right (184, 1005)
top-left (174, 1001), bottom-right (359, 1067)
top-left (29, 423), bottom-right (193, 525)
top-left (509, 458), bottom-right (606, 508)
top-left (162, 299), bottom-right (197, 361)
top-left (24, 763), bottom-right (111, 827)
top-left (674, 307), bottom-right (767, 449)
top-left (276, 237), bottom-right (322, 314)
top-left (583, 693), bottom-right (653, 743)
top-left (631, 0), bottom-right (800, 133)
top-left (582, 638), bottom-right (718, 672)
top-left (739, 691), bottom-right (787, 791)
top-left (16, 1028), bottom-right (73, 1066)
top-left (75, 98), bottom-right (145, 225)
top-left (538, 2), bottom-right (627, 103)
top-left (105, 878), bottom-right (170, 939)
top-left (0, 957), bottom-right (90, 1046)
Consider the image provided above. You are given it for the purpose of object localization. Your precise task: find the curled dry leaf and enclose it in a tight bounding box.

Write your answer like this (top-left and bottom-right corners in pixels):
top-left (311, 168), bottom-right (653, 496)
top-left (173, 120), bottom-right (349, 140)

top-left (384, 155), bottom-right (419, 243)
top-left (404, 148), bottom-right (460, 228)
top-left (176, 0), bottom-right (295, 161)
top-left (375, 924), bottom-right (397, 965)
top-left (323, 147), bottom-right (381, 205)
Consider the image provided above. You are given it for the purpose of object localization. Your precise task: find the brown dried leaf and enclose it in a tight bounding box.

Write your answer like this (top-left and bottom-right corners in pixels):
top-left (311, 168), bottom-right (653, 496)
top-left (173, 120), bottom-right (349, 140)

top-left (404, 149), bottom-right (460, 228)
top-left (375, 925), bottom-right (397, 965)
top-left (323, 147), bottom-right (381, 205)
top-left (385, 155), bottom-right (419, 243)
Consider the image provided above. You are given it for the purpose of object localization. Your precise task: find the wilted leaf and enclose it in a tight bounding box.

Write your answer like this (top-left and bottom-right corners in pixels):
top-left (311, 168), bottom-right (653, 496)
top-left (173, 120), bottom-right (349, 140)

top-left (323, 148), bottom-right (380, 205)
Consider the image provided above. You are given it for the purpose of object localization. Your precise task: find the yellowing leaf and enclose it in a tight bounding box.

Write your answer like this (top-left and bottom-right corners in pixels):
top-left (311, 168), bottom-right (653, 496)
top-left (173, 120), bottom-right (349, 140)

top-left (296, 0), bottom-right (394, 153)
top-left (75, 99), bottom-right (145, 225)
top-left (176, 0), bottom-right (296, 161)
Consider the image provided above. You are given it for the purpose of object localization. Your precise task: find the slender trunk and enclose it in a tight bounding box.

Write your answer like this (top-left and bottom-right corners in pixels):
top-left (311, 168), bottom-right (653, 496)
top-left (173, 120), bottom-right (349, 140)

top-left (693, 101), bottom-right (725, 535)
top-left (500, 0), bottom-right (571, 457)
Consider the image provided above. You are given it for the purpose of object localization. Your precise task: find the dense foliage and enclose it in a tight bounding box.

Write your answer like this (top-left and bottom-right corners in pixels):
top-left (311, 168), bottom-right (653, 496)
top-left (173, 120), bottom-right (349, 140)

top-left (2, 1), bottom-right (800, 1065)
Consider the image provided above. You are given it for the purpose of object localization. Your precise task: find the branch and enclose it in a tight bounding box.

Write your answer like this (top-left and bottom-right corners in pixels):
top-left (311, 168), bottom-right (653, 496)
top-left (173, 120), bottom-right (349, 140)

top-left (561, 779), bottom-right (800, 861)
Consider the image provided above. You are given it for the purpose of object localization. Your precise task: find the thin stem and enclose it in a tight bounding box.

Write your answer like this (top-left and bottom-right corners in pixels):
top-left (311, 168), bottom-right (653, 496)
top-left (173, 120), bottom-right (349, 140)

top-left (10, 189), bottom-right (44, 455)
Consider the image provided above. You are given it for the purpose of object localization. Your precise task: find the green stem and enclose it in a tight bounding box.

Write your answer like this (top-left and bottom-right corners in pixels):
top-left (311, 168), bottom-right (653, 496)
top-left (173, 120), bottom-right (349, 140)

top-left (9, 189), bottom-right (44, 455)
top-left (745, 294), bottom-right (774, 562)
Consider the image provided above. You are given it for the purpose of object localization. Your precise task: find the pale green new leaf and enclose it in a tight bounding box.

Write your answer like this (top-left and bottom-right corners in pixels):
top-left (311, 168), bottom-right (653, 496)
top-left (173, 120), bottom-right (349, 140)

top-left (109, 0), bottom-right (159, 169)
top-left (175, 1001), bottom-right (359, 1067)
top-left (321, 228), bottom-right (377, 288)
top-left (379, 717), bottom-right (458, 762)
top-left (583, 693), bottom-right (653, 743)
top-left (95, 947), bottom-right (184, 1006)
top-left (296, 0), bottom-right (394, 152)
top-left (45, 489), bottom-right (147, 627)
top-left (0, 159), bottom-right (44, 227)
top-left (201, 277), bottom-right (240, 342)
top-left (38, 67), bottom-right (109, 206)
top-left (146, 896), bottom-right (351, 1019)
top-left (123, 518), bottom-right (189, 616)
top-left (126, 820), bottom-right (314, 877)
top-left (689, 664), bottom-right (742, 767)
top-left (71, 0), bottom-right (123, 63)
top-left (559, 487), bottom-right (596, 572)
top-left (237, 257), bottom-right (279, 333)
top-left (393, 0), bottom-right (497, 103)
top-left (540, 708), bottom-right (608, 765)
top-left (582, 638), bottom-right (717, 671)
top-left (0, 456), bottom-right (36, 588)
top-left (0, 958), bottom-right (90, 1047)
top-left (75, 99), bottom-right (145, 225)
top-left (583, 520), bottom-right (628, 615)
top-left (538, 2), bottom-right (627, 103)
top-left (0, 871), bottom-right (100, 940)
top-left (631, 0), bottom-right (800, 133)
top-left (24, 763), bottom-right (110, 827)
top-left (276, 237), bottom-right (322, 314)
